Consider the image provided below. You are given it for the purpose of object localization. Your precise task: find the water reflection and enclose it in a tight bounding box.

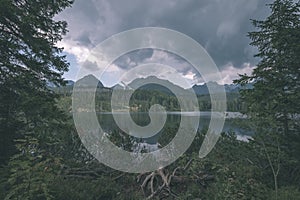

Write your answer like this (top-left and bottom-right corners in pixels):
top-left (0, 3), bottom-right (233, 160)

top-left (97, 112), bottom-right (251, 144)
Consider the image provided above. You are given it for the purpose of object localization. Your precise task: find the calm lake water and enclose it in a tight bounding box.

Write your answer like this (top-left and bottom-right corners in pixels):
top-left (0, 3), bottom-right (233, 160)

top-left (97, 112), bottom-right (252, 144)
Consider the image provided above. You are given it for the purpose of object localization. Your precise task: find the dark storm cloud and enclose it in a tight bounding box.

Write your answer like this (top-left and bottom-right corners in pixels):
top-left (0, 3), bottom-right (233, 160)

top-left (111, 49), bottom-right (199, 80)
top-left (113, 49), bottom-right (154, 69)
top-left (56, 0), bottom-right (274, 73)
top-left (117, 0), bottom-right (272, 68)
top-left (82, 60), bottom-right (98, 71)
top-left (76, 32), bottom-right (92, 47)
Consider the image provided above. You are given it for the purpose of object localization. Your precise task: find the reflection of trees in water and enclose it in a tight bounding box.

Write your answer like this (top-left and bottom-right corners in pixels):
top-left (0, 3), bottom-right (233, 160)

top-left (97, 112), bottom-right (250, 149)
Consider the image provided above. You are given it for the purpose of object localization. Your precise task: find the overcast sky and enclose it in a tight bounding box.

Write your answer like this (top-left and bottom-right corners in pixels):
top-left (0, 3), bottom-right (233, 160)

top-left (56, 0), bottom-right (273, 86)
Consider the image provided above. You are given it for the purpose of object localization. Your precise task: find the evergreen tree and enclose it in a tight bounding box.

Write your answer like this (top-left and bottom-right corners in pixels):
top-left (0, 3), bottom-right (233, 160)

top-left (0, 0), bottom-right (73, 198)
top-left (0, 0), bottom-right (72, 162)
top-left (236, 0), bottom-right (300, 130)
top-left (235, 0), bottom-right (300, 198)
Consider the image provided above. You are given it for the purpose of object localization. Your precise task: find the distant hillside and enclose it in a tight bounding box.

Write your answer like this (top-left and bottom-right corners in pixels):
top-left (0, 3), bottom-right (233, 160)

top-left (192, 82), bottom-right (253, 95)
top-left (51, 74), bottom-right (252, 98)
top-left (47, 79), bottom-right (74, 88)
top-left (54, 74), bottom-right (247, 112)
top-left (127, 76), bottom-right (189, 95)
top-left (75, 74), bottom-right (104, 88)
top-left (66, 80), bottom-right (75, 86)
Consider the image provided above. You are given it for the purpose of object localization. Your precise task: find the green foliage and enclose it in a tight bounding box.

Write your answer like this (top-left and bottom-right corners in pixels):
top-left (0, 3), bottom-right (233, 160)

top-left (58, 86), bottom-right (243, 112)
top-left (0, 0), bottom-right (73, 163)
top-left (234, 0), bottom-right (300, 199)
top-left (0, 0), bottom-right (73, 198)
top-left (4, 133), bottom-right (62, 199)
top-left (235, 0), bottom-right (300, 123)
top-left (269, 186), bottom-right (300, 200)
top-left (50, 176), bottom-right (120, 200)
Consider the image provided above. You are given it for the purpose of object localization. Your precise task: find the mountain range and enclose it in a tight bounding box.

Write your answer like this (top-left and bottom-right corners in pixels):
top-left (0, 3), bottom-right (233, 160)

top-left (56, 74), bottom-right (252, 95)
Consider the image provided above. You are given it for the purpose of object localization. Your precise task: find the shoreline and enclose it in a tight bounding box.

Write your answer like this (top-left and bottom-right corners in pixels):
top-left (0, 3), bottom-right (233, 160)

top-left (96, 111), bottom-right (247, 119)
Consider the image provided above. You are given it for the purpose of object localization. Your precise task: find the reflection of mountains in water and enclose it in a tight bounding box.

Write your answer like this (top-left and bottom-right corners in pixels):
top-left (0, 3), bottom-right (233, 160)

top-left (97, 112), bottom-right (252, 145)
top-left (56, 74), bottom-right (253, 95)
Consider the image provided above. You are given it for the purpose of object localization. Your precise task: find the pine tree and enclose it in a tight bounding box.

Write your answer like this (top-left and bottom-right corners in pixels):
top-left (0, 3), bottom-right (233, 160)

top-left (0, 0), bottom-right (73, 198)
top-left (235, 0), bottom-right (300, 198)
top-left (236, 0), bottom-right (300, 131)
top-left (0, 0), bottom-right (73, 163)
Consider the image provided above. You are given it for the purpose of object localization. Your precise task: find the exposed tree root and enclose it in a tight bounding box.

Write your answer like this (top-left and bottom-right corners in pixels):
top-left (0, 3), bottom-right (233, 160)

top-left (137, 159), bottom-right (213, 199)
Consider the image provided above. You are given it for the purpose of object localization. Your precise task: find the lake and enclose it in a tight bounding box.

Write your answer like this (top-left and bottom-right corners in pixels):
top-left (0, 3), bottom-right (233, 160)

top-left (97, 112), bottom-right (252, 144)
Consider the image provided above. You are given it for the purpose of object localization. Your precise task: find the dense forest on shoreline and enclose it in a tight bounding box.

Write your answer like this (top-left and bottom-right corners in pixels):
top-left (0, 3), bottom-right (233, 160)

top-left (1, 0), bottom-right (299, 199)
top-left (52, 75), bottom-right (246, 113)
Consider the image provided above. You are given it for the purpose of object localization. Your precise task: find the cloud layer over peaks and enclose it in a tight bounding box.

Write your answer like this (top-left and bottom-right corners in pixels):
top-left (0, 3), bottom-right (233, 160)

top-left (56, 0), bottom-right (273, 84)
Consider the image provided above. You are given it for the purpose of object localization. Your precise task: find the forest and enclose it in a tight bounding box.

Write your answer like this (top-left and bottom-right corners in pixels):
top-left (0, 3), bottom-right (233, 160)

top-left (0, 0), bottom-right (299, 199)
top-left (53, 80), bottom-right (244, 113)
